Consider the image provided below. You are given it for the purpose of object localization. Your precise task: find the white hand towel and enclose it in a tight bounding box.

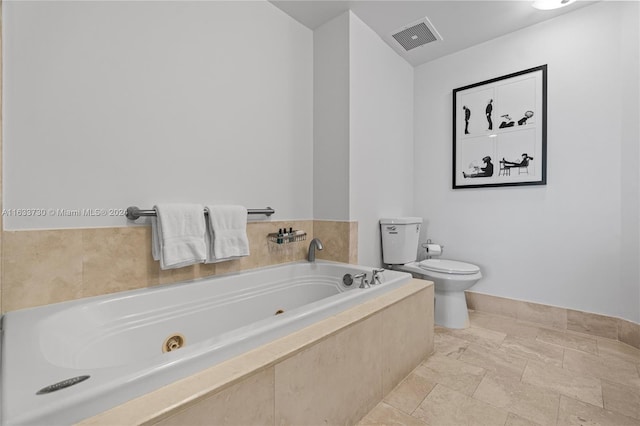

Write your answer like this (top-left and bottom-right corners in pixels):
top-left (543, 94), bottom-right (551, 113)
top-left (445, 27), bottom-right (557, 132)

top-left (205, 205), bottom-right (250, 261)
top-left (152, 203), bottom-right (207, 270)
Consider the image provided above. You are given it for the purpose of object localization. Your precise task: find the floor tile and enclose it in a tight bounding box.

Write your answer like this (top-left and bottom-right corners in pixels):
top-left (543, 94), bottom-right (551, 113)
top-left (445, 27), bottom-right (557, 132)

top-left (357, 402), bottom-right (428, 426)
top-left (413, 384), bottom-right (509, 426)
top-left (383, 371), bottom-right (436, 415)
top-left (536, 328), bottom-right (598, 355)
top-left (415, 354), bottom-right (486, 396)
top-left (362, 310), bottom-right (640, 426)
top-left (473, 372), bottom-right (560, 426)
top-left (557, 395), bottom-right (638, 426)
top-left (433, 329), bottom-right (469, 359)
top-left (602, 379), bottom-right (640, 420)
top-left (458, 343), bottom-right (528, 381)
top-left (521, 361), bottom-right (603, 408)
top-left (501, 334), bottom-right (565, 367)
top-left (437, 324), bottom-right (507, 351)
top-left (563, 348), bottom-right (640, 389)
top-left (504, 412), bottom-right (543, 426)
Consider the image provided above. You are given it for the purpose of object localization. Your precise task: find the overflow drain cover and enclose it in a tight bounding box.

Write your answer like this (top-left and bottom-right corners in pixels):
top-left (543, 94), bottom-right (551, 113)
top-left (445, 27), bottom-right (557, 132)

top-left (36, 375), bottom-right (90, 395)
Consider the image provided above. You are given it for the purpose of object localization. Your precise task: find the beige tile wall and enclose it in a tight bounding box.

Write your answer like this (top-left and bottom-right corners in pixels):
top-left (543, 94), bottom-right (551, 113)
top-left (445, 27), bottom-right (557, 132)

top-left (466, 291), bottom-right (640, 350)
top-left (1, 220), bottom-right (357, 313)
top-left (314, 219), bottom-right (358, 264)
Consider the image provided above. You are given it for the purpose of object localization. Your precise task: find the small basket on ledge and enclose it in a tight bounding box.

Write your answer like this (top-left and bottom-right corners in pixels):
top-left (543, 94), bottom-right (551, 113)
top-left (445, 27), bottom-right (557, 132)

top-left (267, 229), bottom-right (307, 245)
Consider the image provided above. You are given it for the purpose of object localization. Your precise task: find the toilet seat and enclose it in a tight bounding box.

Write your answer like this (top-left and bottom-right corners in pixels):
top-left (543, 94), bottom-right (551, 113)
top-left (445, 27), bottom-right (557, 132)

top-left (418, 259), bottom-right (480, 275)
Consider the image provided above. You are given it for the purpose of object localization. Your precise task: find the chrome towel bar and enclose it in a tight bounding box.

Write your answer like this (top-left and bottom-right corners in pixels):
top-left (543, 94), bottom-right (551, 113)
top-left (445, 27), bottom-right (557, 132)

top-left (125, 206), bottom-right (275, 221)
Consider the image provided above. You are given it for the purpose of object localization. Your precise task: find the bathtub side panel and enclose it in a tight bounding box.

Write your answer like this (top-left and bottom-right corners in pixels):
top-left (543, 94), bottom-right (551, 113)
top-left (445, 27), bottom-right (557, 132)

top-left (152, 367), bottom-right (275, 426)
top-left (274, 313), bottom-right (384, 425)
top-left (381, 282), bottom-right (434, 395)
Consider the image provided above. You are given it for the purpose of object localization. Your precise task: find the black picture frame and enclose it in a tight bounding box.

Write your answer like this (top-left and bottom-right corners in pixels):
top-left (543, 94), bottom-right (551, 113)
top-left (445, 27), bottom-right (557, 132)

top-left (452, 65), bottom-right (547, 189)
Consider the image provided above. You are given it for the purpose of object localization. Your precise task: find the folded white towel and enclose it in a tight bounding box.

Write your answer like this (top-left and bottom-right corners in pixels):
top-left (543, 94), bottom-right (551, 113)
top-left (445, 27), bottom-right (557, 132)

top-left (152, 203), bottom-right (207, 270)
top-left (205, 205), bottom-right (250, 262)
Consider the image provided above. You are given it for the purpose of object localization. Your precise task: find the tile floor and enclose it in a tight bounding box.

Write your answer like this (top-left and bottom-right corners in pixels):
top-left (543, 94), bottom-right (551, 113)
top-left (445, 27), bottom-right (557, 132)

top-left (359, 310), bottom-right (640, 426)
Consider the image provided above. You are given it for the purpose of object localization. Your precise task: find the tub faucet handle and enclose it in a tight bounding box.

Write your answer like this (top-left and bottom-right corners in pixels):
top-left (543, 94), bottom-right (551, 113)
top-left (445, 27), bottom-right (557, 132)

top-left (371, 268), bottom-right (385, 285)
top-left (353, 273), bottom-right (370, 289)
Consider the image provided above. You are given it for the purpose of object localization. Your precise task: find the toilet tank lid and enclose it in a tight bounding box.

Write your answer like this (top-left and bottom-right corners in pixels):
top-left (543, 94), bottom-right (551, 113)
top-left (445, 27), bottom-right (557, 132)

top-left (380, 217), bottom-right (423, 225)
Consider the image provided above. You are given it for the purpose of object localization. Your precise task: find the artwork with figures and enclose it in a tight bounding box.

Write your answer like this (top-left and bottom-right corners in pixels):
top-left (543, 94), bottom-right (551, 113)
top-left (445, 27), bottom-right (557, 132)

top-left (453, 65), bottom-right (547, 189)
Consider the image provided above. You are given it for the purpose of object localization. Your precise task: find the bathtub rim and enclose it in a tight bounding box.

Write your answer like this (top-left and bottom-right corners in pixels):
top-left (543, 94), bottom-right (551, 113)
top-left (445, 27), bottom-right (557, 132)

top-left (76, 277), bottom-right (433, 426)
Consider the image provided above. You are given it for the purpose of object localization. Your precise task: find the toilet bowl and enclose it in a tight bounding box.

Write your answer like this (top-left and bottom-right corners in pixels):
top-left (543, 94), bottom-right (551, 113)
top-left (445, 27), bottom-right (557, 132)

top-left (380, 217), bottom-right (482, 329)
top-left (395, 259), bottom-right (481, 329)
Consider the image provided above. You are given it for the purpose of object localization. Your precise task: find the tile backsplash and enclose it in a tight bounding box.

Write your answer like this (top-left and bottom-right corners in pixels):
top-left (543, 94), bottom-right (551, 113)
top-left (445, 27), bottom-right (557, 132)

top-left (1, 220), bottom-right (357, 313)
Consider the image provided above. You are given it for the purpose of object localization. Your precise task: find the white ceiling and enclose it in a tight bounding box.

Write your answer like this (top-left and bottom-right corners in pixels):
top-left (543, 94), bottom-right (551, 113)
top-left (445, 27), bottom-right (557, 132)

top-left (270, 0), bottom-right (597, 66)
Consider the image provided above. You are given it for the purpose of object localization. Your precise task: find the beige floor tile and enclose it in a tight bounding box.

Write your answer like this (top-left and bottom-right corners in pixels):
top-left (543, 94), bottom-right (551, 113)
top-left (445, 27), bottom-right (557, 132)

top-left (602, 379), bottom-right (640, 420)
top-left (469, 311), bottom-right (541, 339)
top-left (536, 328), bottom-right (598, 355)
top-left (563, 348), bottom-right (640, 389)
top-left (521, 361), bottom-right (603, 408)
top-left (357, 402), bottom-right (428, 426)
top-left (458, 343), bottom-right (528, 381)
top-left (557, 395), bottom-right (638, 426)
top-left (415, 354), bottom-right (487, 396)
top-left (383, 371), bottom-right (436, 415)
top-left (433, 329), bottom-right (470, 359)
top-left (473, 372), bottom-right (560, 425)
top-left (501, 334), bottom-right (565, 367)
top-left (413, 384), bottom-right (509, 426)
top-left (362, 309), bottom-right (640, 426)
top-left (504, 412), bottom-right (543, 426)
top-left (437, 324), bottom-right (507, 351)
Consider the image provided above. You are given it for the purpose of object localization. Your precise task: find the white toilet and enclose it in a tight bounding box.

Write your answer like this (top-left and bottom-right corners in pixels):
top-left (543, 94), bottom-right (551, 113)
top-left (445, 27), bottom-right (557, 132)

top-left (380, 217), bottom-right (482, 329)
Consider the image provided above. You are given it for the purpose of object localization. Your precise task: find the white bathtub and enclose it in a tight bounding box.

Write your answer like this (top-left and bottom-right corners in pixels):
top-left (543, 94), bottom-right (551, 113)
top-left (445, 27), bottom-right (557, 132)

top-left (1, 261), bottom-right (411, 425)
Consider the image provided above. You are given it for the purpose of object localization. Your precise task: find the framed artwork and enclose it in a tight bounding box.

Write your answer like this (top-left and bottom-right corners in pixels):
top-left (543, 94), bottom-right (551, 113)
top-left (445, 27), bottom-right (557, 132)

top-left (452, 65), bottom-right (547, 189)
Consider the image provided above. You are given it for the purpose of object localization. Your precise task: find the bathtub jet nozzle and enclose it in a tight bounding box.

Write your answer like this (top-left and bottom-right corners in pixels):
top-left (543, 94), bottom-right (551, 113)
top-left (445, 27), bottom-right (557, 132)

top-left (163, 334), bottom-right (186, 353)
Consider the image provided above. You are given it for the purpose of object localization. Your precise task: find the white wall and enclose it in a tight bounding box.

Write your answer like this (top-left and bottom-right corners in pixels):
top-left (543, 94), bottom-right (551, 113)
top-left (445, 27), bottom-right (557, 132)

top-left (313, 12), bottom-right (350, 221)
top-left (312, 11), bottom-right (414, 266)
top-left (414, 1), bottom-right (640, 322)
top-left (3, 1), bottom-right (313, 229)
top-left (349, 12), bottom-right (414, 267)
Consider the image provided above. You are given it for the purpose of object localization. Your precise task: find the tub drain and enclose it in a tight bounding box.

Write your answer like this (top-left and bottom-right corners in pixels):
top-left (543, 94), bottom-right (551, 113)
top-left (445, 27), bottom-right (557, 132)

top-left (163, 333), bottom-right (185, 353)
top-left (275, 309), bottom-right (285, 315)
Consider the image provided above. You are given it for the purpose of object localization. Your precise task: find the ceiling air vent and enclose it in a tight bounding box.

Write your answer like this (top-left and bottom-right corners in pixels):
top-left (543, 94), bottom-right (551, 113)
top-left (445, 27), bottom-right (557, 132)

top-left (391, 17), bottom-right (442, 52)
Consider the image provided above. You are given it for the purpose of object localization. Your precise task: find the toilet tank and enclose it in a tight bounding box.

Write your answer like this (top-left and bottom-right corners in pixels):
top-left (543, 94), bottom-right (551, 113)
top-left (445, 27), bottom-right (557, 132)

top-left (380, 217), bottom-right (422, 265)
